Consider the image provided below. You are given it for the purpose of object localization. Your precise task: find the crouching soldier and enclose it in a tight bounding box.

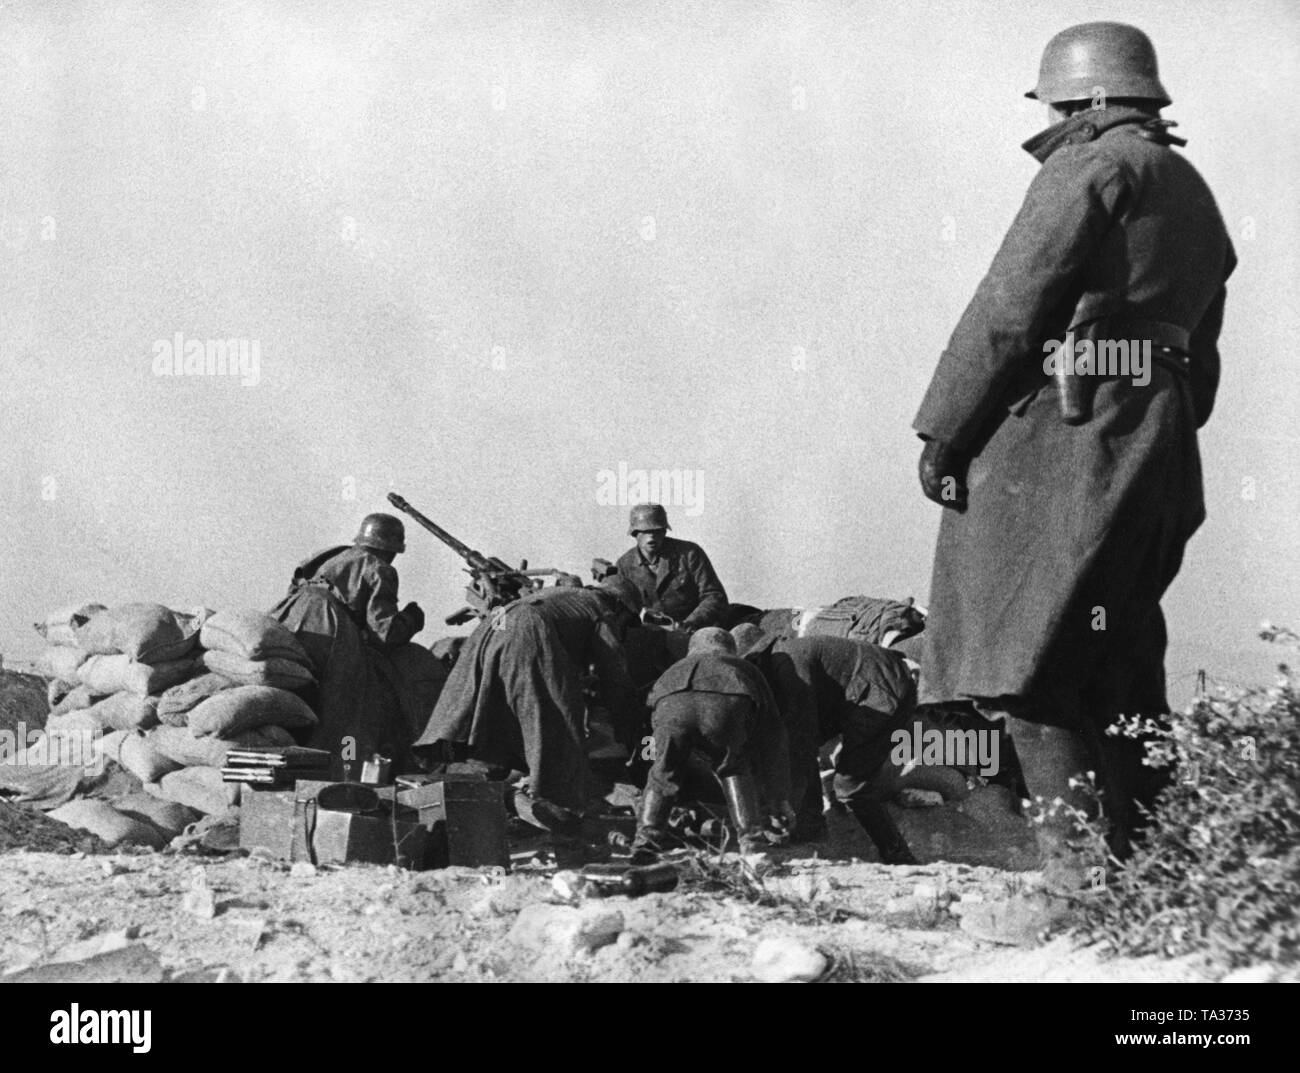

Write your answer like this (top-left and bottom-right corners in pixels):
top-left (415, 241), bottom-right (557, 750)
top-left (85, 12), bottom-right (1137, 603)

top-left (633, 628), bottom-right (795, 860)
top-left (270, 512), bottom-right (440, 778)
top-left (736, 624), bottom-right (919, 865)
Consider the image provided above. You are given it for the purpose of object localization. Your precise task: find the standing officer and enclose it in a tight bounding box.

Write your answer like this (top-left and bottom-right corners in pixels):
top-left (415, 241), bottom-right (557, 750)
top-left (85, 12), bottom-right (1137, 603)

top-left (615, 504), bottom-right (728, 630)
top-left (912, 23), bottom-right (1235, 887)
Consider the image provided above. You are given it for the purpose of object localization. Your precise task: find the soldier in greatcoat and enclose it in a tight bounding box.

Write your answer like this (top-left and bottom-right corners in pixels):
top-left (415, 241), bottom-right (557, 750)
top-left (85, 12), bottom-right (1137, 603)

top-left (912, 22), bottom-right (1234, 882)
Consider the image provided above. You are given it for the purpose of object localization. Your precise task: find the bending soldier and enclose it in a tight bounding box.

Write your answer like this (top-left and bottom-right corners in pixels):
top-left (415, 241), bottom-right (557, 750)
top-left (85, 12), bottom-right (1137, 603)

top-left (413, 577), bottom-right (641, 833)
top-left (738, 626), bottom-right (919, 865)
top-left (633, 628), bottom-right (795, 860)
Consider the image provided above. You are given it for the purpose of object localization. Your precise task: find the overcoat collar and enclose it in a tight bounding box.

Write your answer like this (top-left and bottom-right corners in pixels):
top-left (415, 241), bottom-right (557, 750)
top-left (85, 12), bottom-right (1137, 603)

top-left (1021, 105), bottom-right (1185, 164)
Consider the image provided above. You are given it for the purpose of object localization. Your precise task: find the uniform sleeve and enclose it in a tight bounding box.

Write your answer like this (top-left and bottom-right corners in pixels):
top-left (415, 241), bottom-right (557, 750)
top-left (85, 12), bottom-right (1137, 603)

top-left (770, 654), bottom-right (820, 815)
top-left (913, 145), bottom-right (1128, 450)
top-left (748, 667), bottom-right (794, 808)
top-left (365, 561), bottom-right (419, 648)
top-left (680, 546), bottom-right (728, 628)
top-left (590, 619), bottom-right (638, 725)
top-left (1187, 241), bottom-right (1235, 428)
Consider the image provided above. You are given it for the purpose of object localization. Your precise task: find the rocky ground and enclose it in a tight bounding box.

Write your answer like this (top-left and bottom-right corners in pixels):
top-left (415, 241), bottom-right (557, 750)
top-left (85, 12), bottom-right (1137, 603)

top-left (0, 667), bottom-right (1285, 984)
top-left (0, 803), bottom-right (1259, 984)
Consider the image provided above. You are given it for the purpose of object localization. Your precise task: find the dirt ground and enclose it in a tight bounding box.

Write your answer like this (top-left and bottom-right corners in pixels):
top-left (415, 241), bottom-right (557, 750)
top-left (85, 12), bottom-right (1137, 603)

top-left (0, 668), bottom-right (1283, 984)
top-left (0, 804), bottom-right (1243, 984)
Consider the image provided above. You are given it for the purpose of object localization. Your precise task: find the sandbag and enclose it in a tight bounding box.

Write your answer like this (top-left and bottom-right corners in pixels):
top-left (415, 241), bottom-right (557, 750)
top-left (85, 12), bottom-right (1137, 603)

top-left (47, 679), bottom-right (73, 710)
top-left (187, 686), bottom-right (318, 738)
top-left (48, 684), bottom-right (104, 718)
top-left (48, 799), bottom-right (166, 849)
top-left (200, 650), bottom-right (315, 690)
top-left (39, 646), bottom-right (89, 683)
top-left (153, 766), bottom-right (239, 815)
top-left (34, 603), bottom-right (107, 647)
top-left (84, 691), bottom-right (160, 732)
top-left (117, 731), bottom-right (184, 783)
top-left (147, 724), bottom-right (294, 769)
top-left (95, 730), bottom-right (130, 767)
top-left (74, 602), bottom-right (203, 664)
top-left (43, 710), bottom-right (108, 741)
top-left (200, 609), bottom-right (310, 664)
top-left (77, 654), bottom-right (197, 697)
top-left (113, 792), bottom-right (201, 838)
top-left (156, 672), bottom-right (237, 725)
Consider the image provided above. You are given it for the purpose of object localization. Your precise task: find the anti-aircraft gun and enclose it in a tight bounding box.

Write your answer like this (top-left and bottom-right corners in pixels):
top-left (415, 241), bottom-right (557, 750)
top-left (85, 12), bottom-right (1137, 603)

top-left (387, 492), bottom-right (576, 625)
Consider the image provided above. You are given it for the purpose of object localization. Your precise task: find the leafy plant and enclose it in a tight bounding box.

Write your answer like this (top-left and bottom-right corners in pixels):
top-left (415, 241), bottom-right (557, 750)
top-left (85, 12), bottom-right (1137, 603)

top-left (1075, 627), bottom-right (1300, 968)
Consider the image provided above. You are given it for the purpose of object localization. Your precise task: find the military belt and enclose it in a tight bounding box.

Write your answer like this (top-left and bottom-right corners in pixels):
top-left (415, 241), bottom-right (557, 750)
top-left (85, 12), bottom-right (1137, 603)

top-left (1072, 315), bottom-right (1190, 351)
top-left (1067, 315), bottom-right (1191, 380)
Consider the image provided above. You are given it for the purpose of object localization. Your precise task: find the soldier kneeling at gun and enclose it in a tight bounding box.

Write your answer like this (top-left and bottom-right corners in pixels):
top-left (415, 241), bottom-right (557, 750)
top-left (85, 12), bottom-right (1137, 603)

top-left (632, 628), bottom-right (795, 861)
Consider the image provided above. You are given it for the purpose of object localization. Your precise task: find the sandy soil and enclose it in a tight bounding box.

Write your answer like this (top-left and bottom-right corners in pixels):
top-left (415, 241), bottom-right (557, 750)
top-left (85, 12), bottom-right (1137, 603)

top-left (0, 806), bottom-right (1233, 984)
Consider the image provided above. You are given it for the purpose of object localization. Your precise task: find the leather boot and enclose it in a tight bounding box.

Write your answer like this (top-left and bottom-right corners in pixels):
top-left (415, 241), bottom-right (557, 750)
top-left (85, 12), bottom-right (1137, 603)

top-left (629, 788), bottom-right (673, 864)
top-left (1005, 714), bottom-right (1104, 894)
top-left (721, 773), bottom-right (766, 854)
top-left (849, 800), bottom-right (917, 865)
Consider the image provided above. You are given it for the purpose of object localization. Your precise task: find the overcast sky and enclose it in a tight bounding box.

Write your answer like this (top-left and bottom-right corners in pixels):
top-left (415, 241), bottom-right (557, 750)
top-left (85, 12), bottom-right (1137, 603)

top-left (2, 0), bottom-right (1296, 703)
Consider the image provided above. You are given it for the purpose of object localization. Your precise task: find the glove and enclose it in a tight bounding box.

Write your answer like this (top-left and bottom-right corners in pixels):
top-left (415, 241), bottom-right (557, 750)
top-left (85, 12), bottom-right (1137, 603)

top-left (918, 438), bottom-right (968, 509)
top-left (402, 601), bottom-right (426, 633)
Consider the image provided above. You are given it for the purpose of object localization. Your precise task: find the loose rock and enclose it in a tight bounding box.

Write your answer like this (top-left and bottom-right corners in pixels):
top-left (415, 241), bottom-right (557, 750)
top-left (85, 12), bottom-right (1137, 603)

top-left (751, 936), bottom-right (829, 983)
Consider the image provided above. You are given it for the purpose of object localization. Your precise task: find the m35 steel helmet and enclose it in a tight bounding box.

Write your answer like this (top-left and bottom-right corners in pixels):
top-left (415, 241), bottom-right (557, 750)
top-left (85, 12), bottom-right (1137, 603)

top-left (628, 503), bottom-right (671, 535)
top-left (688, 627), bottom-right (737, 655)
top-left (355, 512), bottom-right (406, 554)
top-left (1026, 22), bottom-right (1171, 107)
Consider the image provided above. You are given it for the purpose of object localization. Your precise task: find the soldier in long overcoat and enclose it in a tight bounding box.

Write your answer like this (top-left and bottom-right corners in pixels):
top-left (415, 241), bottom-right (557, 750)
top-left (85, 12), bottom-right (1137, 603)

top-left (912, 23), bottom-right (1234, 876)
top-left (413, 579), bottom-right (641, 830)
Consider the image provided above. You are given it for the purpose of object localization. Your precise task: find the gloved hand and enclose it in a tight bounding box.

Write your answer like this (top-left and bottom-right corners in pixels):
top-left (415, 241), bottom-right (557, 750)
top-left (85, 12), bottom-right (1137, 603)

top-left (918, 438), bottom-right (968, 509)
top-left (402, 601), bottom-right (426, 633)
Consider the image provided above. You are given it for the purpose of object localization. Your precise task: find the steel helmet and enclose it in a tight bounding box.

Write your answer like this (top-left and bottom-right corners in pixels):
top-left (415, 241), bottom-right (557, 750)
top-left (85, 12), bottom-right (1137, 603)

top-left (1026, 22), bottom-right (1170, 107)
top-left (598, 574), bottom-right (644, 615)
top-left (628, 503), bottom-right (671, 535)
top-left (688, 627), bottom-right (737, 655)
top-left (730, 622), bottom-right (767, 655)
top-left (354, 512), bottom-right (406, 553)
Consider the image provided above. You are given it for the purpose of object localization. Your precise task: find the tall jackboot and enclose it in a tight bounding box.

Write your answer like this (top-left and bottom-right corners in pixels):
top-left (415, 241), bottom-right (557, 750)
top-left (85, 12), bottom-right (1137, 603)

top-left (849, 800), bottom-right (917, 865)
top-left (629, 787), bottom-right (673, 864)
top-left (1005, 714), bottom-right (1103, 894)
top-left (721, 773), bottom-right (767, 854)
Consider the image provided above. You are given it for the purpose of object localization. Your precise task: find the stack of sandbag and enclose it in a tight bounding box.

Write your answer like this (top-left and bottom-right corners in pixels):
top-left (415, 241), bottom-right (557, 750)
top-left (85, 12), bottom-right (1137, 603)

top-left (117, 686), bottom-right (318, 816)
top-left (36, 602), bottom-right (104, 708)
top-left (37, 603), bottom-right (210, 744)
top-left (34, 603), bottom-right (323, 837)
top-left (129, 610), bottom-right (320, 814)
top-left (198, 610), bottom-right (315, 690)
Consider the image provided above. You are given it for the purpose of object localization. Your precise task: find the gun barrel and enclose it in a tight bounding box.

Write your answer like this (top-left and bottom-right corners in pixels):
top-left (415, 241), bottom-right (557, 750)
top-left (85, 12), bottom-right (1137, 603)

top-left (386, 492), bottom-right (483, 564)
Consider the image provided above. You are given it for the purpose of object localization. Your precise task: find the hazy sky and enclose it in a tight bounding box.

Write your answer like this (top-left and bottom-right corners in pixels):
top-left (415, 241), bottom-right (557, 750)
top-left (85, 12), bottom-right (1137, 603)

top-left (2, 0), bottom-right (1297, 704)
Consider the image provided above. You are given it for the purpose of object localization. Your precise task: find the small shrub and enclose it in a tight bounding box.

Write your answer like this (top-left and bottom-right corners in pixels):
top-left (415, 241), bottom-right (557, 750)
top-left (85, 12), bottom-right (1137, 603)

top-left (1077, 628), bottom-right (1300, 967)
